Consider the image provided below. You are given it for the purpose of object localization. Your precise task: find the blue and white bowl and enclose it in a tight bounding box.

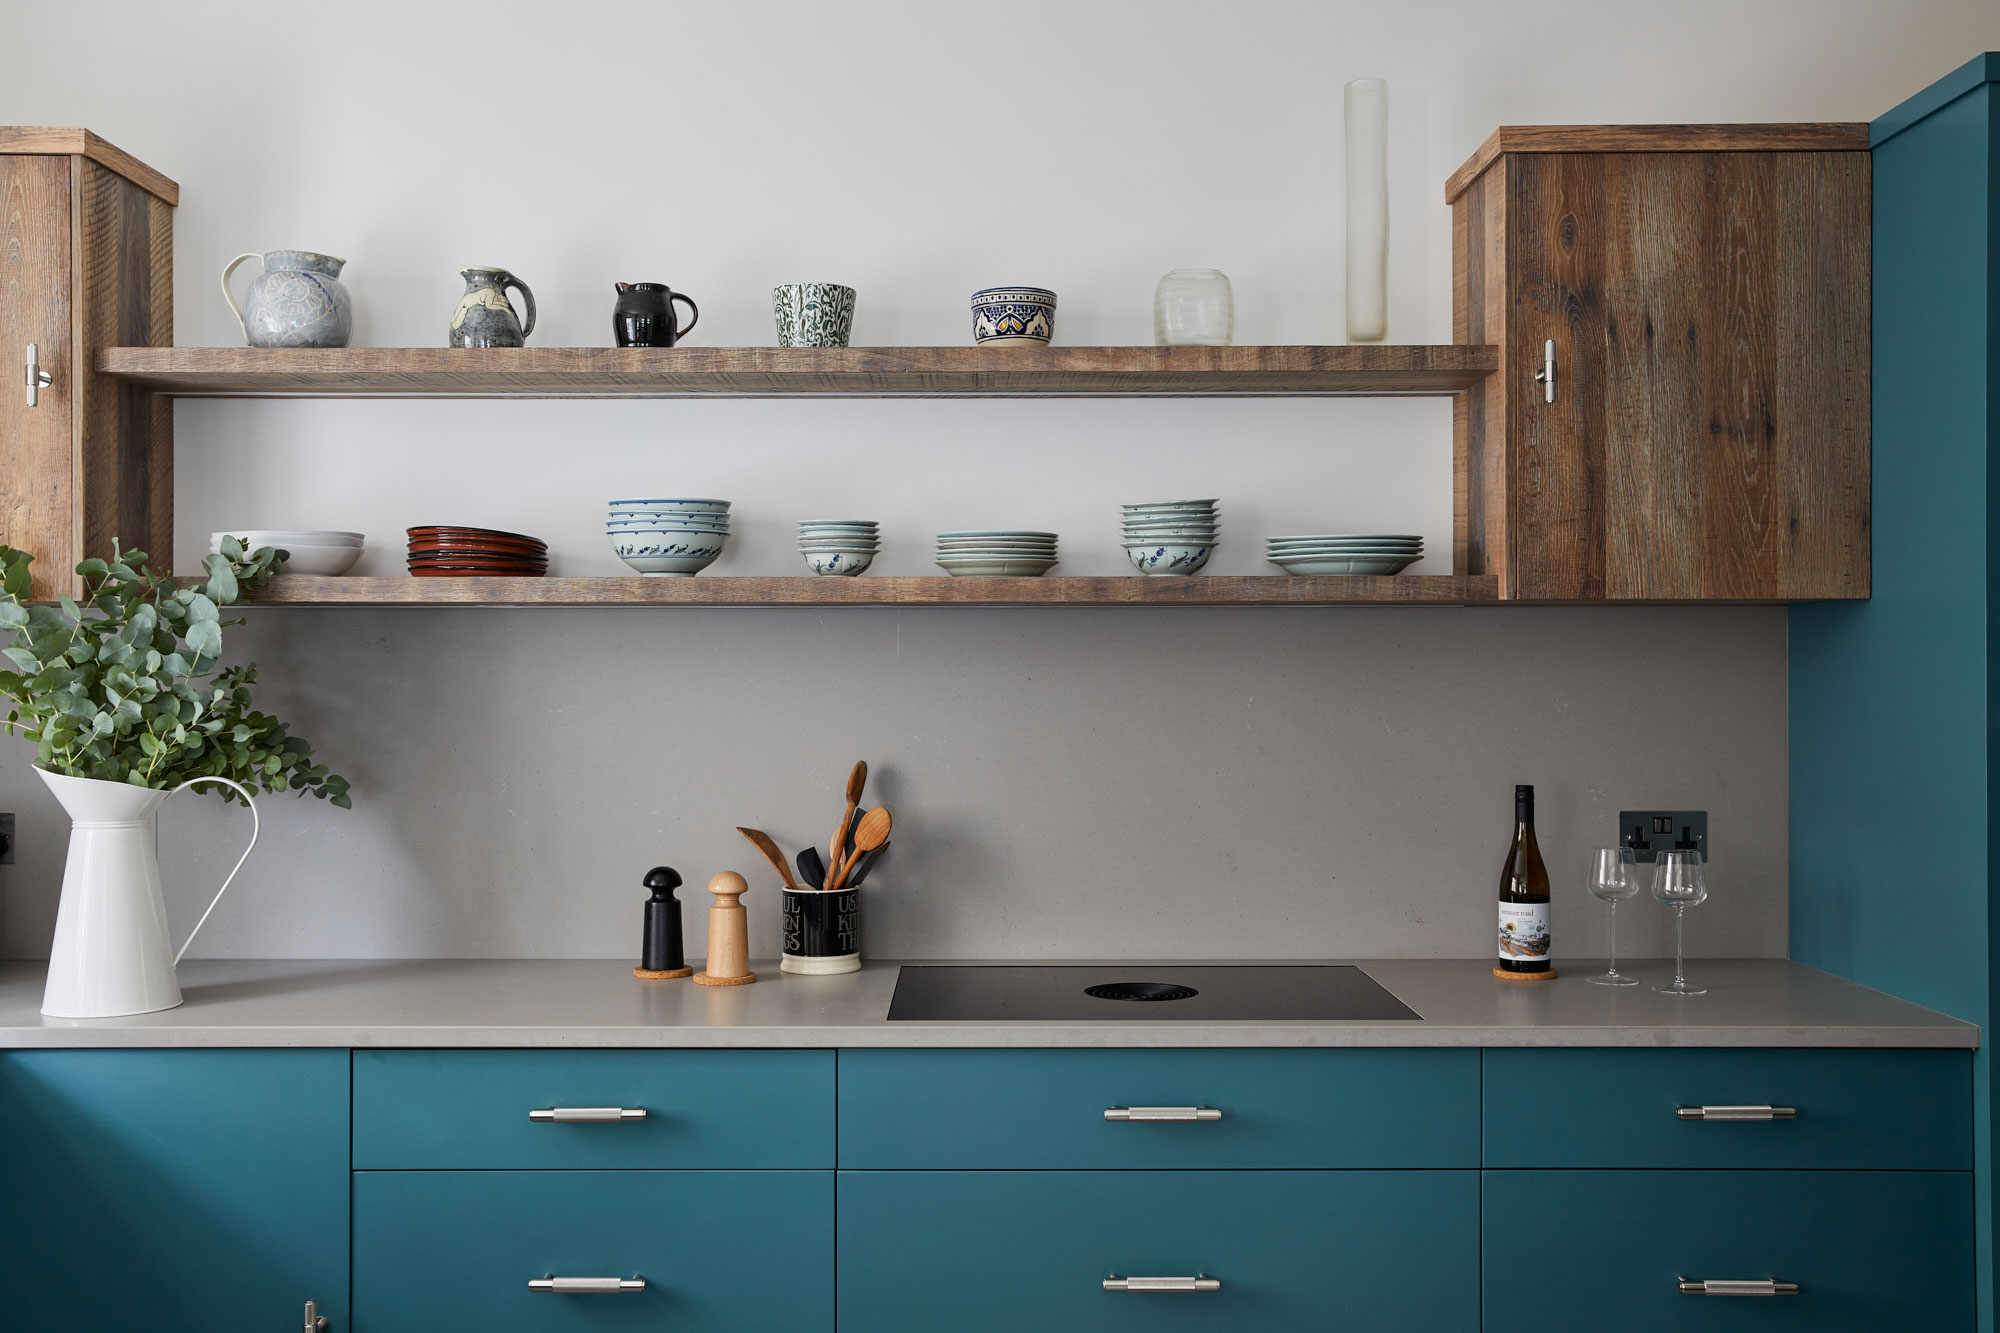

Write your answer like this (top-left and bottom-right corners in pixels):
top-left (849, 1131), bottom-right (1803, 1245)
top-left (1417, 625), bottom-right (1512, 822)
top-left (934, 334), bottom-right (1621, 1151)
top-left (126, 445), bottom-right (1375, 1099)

top-left (970, 287), bottom-right (1057, 346)
top-left (802, 548), bottom-right (876, 576)
top-left (610, 527), bottom-right (727, 576)
top-left (1125, 542), bottom-right (1214, 576)
top-left (609, 498), bottom-right (731, 512)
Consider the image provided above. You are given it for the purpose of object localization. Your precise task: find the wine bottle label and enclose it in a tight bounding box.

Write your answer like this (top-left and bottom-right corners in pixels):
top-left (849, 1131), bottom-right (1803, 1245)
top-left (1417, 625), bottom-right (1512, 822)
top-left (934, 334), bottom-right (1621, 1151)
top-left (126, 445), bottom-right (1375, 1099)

top-left (1497, 902), bottom-right (1552, 964)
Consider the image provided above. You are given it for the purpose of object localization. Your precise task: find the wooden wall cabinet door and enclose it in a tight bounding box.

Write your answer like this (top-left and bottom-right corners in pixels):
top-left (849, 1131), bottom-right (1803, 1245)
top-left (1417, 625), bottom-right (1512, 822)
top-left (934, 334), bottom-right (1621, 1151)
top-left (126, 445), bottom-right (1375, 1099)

top-left (0, 128), bottom-right (174, 600)
top-left (1452, 127), bottom-right (1871, 601)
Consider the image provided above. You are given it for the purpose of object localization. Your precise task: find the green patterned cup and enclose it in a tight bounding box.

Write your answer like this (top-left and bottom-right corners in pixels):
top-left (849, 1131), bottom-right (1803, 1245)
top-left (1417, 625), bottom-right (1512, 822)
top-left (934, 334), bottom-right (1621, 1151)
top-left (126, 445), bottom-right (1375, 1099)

top-left (773, 282), bottom-right (857, 347)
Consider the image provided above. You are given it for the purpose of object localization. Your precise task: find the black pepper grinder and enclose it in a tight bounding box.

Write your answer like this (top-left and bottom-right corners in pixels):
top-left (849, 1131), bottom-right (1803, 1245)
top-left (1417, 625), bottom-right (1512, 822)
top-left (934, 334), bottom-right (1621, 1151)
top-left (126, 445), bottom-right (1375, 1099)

top-left (634, 866), bottom-right (693, 979)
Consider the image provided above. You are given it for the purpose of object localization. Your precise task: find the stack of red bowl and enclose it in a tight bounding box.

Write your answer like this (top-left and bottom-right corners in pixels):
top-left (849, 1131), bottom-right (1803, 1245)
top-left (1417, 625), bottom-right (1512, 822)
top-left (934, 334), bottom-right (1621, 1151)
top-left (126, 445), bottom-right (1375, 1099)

top-left (407, 526), bottom-right (549, 577)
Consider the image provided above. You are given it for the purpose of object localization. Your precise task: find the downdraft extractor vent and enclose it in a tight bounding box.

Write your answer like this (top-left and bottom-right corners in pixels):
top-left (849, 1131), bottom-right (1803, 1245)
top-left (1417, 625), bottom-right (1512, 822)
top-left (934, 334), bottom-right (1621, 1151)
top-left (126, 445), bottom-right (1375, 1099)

top-left (1085, 981), bottom-right (1199, 1002)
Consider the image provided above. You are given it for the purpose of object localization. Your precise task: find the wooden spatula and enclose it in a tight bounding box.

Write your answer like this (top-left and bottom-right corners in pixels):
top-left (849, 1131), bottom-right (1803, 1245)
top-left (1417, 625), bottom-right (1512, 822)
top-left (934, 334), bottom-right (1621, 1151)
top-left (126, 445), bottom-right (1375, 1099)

top-left (736, 826), bottom-right (798, 890)
top-left (828, 760), bottom-right (867, 870)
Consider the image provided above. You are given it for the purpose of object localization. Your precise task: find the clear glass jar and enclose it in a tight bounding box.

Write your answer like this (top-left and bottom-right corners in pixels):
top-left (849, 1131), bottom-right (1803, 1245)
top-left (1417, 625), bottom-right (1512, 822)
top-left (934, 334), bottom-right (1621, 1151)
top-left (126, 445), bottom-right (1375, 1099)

top-left (1152, 269), bottom-right (1234, 346)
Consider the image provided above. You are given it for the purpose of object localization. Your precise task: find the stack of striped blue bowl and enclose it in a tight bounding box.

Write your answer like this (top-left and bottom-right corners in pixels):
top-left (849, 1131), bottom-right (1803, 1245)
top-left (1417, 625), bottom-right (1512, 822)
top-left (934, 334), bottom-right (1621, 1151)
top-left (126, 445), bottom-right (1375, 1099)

top-left (607, 498), bottom-right (731, 576)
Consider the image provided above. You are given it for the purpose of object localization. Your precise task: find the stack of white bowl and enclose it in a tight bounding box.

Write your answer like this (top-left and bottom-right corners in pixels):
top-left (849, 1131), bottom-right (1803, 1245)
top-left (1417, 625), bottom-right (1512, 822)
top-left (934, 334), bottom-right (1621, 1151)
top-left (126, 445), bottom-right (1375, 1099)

top-left (1121, 500), bottom-right (1218, 575)
top-left (209, 530), bottom-right (363, 576)
top-left (1265, 533), bottom-right (1423, 575)
top-left (935, 530), bottom-right (1059, 577)
top-left (798, 520), bottom-right (879, 576)
top-left (607, 498), bottom-right (731, 576)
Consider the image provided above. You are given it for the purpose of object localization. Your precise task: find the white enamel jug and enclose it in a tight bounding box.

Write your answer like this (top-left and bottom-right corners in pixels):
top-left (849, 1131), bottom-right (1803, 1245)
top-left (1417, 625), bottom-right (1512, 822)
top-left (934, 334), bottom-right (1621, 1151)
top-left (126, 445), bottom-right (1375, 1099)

top-left (38, 767), bottom-right (260, 1018)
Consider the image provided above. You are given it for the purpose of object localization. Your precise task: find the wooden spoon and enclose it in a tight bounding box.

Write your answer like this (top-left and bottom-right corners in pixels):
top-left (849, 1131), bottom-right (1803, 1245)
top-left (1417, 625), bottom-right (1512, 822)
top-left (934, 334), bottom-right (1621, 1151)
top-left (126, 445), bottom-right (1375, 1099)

top-left (827, 806), bottom-right (892, 892)
top-left (736, 826), bottom-right (799, 890)
top-left (828, 760), bottom-right (868, 869)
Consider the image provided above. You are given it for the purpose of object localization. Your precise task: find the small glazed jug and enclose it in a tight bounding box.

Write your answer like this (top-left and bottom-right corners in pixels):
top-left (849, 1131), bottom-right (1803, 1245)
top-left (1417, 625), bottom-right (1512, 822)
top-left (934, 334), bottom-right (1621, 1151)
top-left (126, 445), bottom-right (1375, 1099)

top-left (220, 250), bottom-right (352, 347)
top-left (450, 267), bottom-right (536, 348)
top-left (613, 282), bottom-right (699, 347)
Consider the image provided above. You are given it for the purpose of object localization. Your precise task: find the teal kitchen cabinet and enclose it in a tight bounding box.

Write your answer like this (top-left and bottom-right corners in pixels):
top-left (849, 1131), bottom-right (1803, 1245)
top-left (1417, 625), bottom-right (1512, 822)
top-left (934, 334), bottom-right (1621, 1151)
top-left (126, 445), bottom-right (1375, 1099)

top-left (353, 1048), bottom-right (834, 1169)
top-left (1483, 1169), bottom-right (1975, 1332)
top-left (353, 1168), bottom-right (834, 1332)
top-left (839, 1167), bottom-right (1480, 1331)
top-left (838, 1047), bottom-right (1479, 1168)
top-left (0, 1049), bottom-right (350, 1331)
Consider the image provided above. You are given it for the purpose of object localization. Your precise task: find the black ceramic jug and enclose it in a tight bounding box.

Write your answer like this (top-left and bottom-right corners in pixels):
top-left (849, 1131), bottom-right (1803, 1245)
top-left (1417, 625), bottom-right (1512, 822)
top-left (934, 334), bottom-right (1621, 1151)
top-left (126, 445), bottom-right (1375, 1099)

top-left (613, 282), bottom-right (700, 347)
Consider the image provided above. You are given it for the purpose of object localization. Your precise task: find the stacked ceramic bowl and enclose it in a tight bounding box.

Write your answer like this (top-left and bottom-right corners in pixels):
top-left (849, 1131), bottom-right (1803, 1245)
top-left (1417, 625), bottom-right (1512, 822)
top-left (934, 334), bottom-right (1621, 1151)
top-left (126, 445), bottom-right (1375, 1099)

top-left (935, 530), bottom-right (1059, 577)
top-left (210, 530), bottom-right (363, 576)
top-left (1265, 533), bottom-right (1423, 576)
top-left (798, 520), bottom-right (879, 575)
top-left (1121, 499), bottom-right (1218, 576)
top-left (407, 526), bottom-right (548, 577)
top-left (607, 498), bottom-right (730, 576)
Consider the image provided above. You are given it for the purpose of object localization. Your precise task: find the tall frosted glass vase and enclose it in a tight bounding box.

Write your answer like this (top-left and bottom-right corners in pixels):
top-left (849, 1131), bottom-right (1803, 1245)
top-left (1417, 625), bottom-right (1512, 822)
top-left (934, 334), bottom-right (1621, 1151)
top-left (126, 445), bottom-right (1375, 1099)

top-left (1344, 77), bottom-right (1389, 343)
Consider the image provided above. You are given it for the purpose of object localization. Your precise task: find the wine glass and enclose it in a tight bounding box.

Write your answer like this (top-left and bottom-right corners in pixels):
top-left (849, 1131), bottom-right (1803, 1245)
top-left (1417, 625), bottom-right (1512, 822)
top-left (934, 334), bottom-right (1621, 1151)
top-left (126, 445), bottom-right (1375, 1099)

top-left (1586, 846), bottom-right (1640, 985)
top-left (1651, 850), bottom-right (1709, 995)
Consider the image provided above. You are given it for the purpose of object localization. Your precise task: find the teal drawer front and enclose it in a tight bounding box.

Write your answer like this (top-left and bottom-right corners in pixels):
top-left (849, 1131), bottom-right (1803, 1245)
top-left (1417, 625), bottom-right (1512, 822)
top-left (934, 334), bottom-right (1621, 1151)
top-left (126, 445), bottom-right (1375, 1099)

top-left (1483, 1169), bottom-right (1973, 1331)
top-left (840, 1168), bottom-right (1477, 1329)
top-left (354, 1169), bottom-right (832, 1331)
top-left (838, 1048), bottom-right (1478, 1168)
top-left (353, 1049), bottom-right (833, 1168)
top-left (1483, 1048), bottom-right (1971, 1169)
top-left (0, 1049), bottom-right (350, 1331)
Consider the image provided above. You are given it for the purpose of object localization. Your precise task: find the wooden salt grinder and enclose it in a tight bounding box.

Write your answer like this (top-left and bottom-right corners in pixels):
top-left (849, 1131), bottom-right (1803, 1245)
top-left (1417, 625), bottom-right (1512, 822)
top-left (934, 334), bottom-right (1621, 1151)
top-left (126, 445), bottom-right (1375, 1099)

top-left (692, 871), bottom-right (757, 986)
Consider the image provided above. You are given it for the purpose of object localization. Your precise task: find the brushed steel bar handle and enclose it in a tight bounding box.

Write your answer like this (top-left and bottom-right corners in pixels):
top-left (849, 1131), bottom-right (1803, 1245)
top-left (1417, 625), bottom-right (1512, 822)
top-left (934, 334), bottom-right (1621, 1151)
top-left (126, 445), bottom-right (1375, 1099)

top-left (1104, 1274), bottom-right (1221, 1292)
top-left (528, 1106), bottom-right (647, 1122)
top-left (1532, 338), bottom-right (1555, 403)
top-left (1679, 1278), bottom-right (1799, 1296)
top-left (25, 343), bottom-right (52, 407)
top-left (529, 1275), bottom-right (645, 1294)
top-left (1675, 1105), bottom-right (1797, 1121)
top-left (1103, 1106), bottom-right (1221, 1122)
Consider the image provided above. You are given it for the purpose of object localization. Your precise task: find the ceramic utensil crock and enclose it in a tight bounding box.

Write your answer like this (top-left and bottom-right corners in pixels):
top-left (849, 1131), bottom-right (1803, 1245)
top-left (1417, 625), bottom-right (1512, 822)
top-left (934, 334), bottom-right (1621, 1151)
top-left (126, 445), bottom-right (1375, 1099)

top-left (450, 267), bottom-right (536, 347)
top-left (782, 887), bottom-right (861, 975)
top-left (38, 767), bottom-right (260, 1018)
top-left (220, 250), bottom-right (353, 347)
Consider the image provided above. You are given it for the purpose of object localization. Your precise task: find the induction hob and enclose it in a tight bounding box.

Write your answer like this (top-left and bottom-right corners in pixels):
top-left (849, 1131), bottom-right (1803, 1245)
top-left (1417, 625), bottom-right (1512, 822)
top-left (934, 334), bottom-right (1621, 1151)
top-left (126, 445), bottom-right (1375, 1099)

top-left (886, 964), bottom-right (1421, 1022)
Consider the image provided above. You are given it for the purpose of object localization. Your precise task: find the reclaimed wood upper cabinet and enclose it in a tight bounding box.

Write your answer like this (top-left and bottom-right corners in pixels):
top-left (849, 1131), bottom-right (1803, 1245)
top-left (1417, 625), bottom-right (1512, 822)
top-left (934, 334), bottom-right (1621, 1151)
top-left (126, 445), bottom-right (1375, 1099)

top-left (0, 128), bottom-right (174, 600)
top-left (1450, 126), bottom-right (1871, 601)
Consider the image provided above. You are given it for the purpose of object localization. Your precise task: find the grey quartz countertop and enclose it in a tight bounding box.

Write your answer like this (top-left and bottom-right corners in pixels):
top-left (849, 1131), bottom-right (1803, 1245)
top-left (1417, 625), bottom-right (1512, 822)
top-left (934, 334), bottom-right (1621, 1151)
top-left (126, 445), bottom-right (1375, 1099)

top-left (0, 958), bottom-right (1976, 1049)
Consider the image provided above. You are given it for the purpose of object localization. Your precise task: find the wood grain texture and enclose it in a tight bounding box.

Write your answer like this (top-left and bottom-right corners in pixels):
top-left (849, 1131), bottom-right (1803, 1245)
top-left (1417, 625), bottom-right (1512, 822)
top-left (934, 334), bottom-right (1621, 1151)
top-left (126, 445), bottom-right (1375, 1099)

top-left (1469, 148), bottom-right (1870, 600)
top-left (0, 155), bottom-right (75, 600)
top-left (0, 128), bottom-right (178, 205)
top-left (96, 344), bottom-right (1498, 398)
top-left (1452, 161), bottom-right (1510, 582)
top-left (198, 574), bottom-right (1503, 607)
top-left (1445, 123), bottom-right (1870, 202)
top-left (75, 158), bottom-right (173, 582)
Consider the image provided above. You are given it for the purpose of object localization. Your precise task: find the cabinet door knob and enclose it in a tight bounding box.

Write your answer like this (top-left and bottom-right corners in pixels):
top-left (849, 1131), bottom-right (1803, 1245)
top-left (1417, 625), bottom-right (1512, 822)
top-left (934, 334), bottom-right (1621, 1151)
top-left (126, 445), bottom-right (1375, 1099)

top-left (1103, 1274), bottom-right (1221, 1292)
top-left (528, 1275), bottom-right (646, 1293)
top-left (25, 343), bottom-right (53, 407)
top-left (1531, 338), bottom-right (1556, 403)
top-left (1679, 1278), bottom-right (1799, 1296)
top-left (528, 1106), bottom-right (647, 1122)
top-left (1675, 1104), bottom-right (1797, 1121)
top-left (1103, 1106), bottom-right (1221, 1122)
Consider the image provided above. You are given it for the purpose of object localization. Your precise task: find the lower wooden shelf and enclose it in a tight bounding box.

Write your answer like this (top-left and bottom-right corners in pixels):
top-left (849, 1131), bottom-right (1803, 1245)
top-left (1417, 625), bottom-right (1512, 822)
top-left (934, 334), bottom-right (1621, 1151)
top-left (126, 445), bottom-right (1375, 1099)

top-left (225, 574), bottom-right (1500, 607)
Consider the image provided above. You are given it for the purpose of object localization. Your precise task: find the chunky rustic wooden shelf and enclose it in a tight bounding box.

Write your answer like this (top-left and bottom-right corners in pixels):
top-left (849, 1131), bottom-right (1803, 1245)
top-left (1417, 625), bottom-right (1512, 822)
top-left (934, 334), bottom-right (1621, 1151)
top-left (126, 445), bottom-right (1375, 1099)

top-left (98, 345), bottom-right (1498, 399)
top-left (215, 574), bottom-right (1500, 607)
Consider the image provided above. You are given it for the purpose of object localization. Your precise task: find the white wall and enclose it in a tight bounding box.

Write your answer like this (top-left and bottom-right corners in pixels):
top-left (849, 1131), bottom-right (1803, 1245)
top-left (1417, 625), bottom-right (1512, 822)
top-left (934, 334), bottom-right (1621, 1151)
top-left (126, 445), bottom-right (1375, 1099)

top-left (0, 1), bottom-right (1993, 961)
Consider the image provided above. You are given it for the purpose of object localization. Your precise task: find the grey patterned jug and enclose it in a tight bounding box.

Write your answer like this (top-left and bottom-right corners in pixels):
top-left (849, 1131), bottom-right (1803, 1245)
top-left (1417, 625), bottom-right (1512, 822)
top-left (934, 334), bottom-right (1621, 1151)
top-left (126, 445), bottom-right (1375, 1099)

top-left (220, 250), bottom-right (352, 348)
top-left (450, 267), bottom-right (536, 348)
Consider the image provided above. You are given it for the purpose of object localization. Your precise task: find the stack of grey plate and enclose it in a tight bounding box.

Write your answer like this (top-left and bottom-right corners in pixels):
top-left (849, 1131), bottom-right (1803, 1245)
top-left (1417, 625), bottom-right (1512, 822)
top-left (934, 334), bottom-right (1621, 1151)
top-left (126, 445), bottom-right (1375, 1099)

top-left (1265, 534), bottom-right (1422, 576)
top-left (935, 530), bottom-right (1059, 577)
top-left (1122, 499), bottom-right (1217, 575)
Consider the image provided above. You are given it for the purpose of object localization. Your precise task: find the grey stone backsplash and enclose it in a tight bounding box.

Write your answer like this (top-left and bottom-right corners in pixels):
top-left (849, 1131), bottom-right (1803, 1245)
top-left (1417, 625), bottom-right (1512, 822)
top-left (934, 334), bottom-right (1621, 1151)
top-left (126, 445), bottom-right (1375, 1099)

top-left (0, 605), bottom-right (1785, 964)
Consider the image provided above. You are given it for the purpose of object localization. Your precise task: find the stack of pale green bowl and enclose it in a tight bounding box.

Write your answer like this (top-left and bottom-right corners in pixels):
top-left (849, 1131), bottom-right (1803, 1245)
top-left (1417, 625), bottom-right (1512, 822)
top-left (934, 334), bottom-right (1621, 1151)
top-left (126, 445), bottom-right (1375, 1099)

top-left (1122, 499), bottom-right (1218, 575)
top-left (1265, 533), bottom-right (1423, 575)
top-left (798, 520), bottom-right (879, 575)
top-left (935, 530), bottom-right (1059, 577)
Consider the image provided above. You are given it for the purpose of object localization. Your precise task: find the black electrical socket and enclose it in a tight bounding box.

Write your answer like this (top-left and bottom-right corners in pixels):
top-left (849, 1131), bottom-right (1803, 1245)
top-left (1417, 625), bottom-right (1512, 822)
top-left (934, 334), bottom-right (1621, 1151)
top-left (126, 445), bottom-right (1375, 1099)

top-left (1617, 810), bottom-right (1707, 863)
top-left (0, 813), bottom-right (12, 864)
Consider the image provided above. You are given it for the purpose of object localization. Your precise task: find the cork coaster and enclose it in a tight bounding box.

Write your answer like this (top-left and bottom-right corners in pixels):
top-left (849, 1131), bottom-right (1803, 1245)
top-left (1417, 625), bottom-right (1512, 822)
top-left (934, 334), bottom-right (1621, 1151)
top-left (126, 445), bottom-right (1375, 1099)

top-left (693, 971), bottom-right (758, 987)
top-left (1493, 966), bottom-right (1558, 982)
top-left (633, 966), bottom-right (693, 980)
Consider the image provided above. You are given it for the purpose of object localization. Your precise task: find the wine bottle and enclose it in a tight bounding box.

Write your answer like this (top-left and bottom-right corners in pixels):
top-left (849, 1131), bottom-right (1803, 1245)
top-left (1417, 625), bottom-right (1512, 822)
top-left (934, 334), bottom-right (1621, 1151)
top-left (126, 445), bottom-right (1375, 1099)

top-left (1495, 784), bottom-right (1554, 977)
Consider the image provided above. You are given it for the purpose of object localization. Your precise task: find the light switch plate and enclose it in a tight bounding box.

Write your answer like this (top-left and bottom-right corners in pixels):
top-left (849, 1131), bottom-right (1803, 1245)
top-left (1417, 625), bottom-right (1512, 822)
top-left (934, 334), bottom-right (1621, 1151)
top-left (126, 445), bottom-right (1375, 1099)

top-left (1617, 809), bottom-right (1707, 863)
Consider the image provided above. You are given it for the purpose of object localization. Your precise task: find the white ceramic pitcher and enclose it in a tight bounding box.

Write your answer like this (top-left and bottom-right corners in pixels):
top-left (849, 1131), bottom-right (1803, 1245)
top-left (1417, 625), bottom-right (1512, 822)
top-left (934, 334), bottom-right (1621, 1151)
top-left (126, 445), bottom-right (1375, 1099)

top-left (38, 767), bottom-right (260, 1018)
